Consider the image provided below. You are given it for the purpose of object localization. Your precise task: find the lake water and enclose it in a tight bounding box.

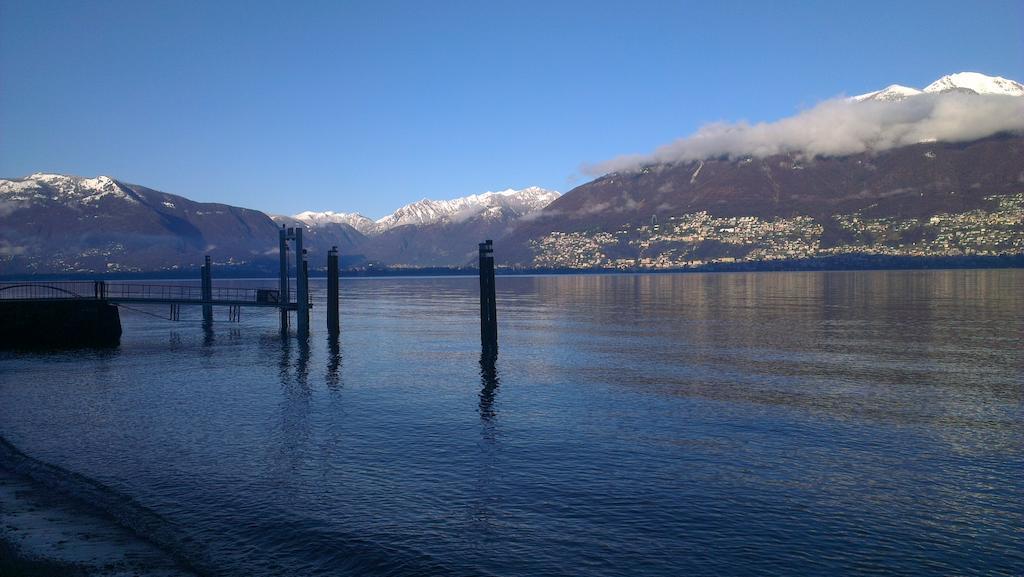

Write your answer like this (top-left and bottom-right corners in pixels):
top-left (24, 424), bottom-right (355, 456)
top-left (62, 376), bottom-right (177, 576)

top-left (1, 270), bottom-right (1021, 576)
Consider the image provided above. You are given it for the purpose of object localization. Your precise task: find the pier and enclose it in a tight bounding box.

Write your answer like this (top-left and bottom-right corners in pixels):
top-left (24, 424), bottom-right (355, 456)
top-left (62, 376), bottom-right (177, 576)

top-left (0, 235), bottom-right (500, 349)
top-left (0, 280), bottom-right (290, 348)
top-left (0, 280), bottom-right (290, 311)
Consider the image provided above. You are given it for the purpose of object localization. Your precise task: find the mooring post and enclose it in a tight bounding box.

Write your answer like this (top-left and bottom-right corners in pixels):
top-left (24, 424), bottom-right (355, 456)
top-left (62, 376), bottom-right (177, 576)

top-left (327, 246), bottom-right (340, 336)
top-left (201, 255), bottom-right (213, 324)
top-left (278, 226), bottom-right (289, 331)
top-left (479, 240), bottom-right (497, 350)
top-left (295, 228), bottom-right (309, 336)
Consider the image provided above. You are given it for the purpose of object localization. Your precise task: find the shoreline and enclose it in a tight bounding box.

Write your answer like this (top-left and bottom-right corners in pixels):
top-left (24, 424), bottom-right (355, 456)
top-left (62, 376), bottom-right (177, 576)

top-left (0, 535), bottom-right (87, 577)
top-left (2, 254), bottom-right (1022, 282)
top-left (0, 440), bottom-right (201, 577)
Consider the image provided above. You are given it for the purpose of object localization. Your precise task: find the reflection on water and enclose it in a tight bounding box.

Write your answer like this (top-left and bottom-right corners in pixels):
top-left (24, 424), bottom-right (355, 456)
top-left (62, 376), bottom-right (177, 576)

top-left (202, 318), bottom-right (214, 347)
top-left (0, 270), bottom-right (1021, 577)
top-left (327, 335), bottom-right (342, 391)
top-left (478, 348), bottom-right (499, 424)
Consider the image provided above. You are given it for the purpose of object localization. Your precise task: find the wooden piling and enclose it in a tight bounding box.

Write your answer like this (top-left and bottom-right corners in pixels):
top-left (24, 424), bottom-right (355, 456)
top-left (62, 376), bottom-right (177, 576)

top-left (327, 246), bottom-right (340, 336)
top-left (201, 255), bottom-right (213, 324)
top-left (295, 228), bottom-right (309, 336)
top-left (479, 240), bottom-right (497, 350)
top-left (278, 226), bottom-right (289, 331)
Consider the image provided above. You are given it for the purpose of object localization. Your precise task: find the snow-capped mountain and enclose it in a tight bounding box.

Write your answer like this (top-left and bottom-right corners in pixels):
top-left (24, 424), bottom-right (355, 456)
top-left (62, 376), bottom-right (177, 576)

top-left (1, 174), bottom-right (561, 272)
top-left (290, 210), bottom-right (377, 235)
top-left (1, 172), bottom-right (143, 206)
top-left (853, 72), bottom-right (1024, 102)
top-left (373, 187), bottom-right (559, 232)
top-left (851, 84), bottom-right (923, 102)
top-left (923, 72), bottom-right (1024, 96)
top-left (504, 134), bottom-right (1024, 265)
top-left (356, 186), bottom-right (559, 266)
top-left (283, 186), bottom-right (560, 266)
top-left (291, 186), bottom-right (560, 236)
top-left (1, 173), bottom-right (284, 274)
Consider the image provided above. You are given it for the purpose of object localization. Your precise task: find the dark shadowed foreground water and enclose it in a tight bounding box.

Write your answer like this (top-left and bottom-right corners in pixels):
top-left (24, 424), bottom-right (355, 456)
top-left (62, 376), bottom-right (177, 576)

top-left (1, 270), bottom-right (1021, 576)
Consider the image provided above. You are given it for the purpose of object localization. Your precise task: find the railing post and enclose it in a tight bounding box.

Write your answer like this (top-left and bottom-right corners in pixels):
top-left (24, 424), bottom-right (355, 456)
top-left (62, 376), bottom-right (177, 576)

top-left (479, 240), bottom-right (497, 350)
top-left (327, 246), bottom-right (340, 336)
top-left (202, 255), bottom-right (213, 324)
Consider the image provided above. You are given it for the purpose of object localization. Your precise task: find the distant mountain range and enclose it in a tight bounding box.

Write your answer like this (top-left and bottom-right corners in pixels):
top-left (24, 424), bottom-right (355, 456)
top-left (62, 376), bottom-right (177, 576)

top-left (288, 187), bottom-right (558, 237)
top-left (0, 175), bottom-right (558, 274)
top-left (0, 174), bottom-right (278, 274)
top-left (1, 72), bottom-right (1021, 275)
top-left (270, 186), bottom-right (559, 268)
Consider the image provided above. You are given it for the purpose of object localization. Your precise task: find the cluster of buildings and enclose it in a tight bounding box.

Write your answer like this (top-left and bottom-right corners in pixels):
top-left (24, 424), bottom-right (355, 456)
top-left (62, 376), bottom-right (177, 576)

top-left (529, 193), bottom-right (1024, 269)
top-left (826, 193), bottom-right (1024, 257)
top-left (31, 243), bottom-right (141, 274)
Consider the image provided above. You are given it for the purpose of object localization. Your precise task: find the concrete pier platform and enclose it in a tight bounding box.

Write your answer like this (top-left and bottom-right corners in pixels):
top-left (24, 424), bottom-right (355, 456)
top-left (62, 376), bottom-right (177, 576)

top-left (0, 300), bottom-right (122, 348)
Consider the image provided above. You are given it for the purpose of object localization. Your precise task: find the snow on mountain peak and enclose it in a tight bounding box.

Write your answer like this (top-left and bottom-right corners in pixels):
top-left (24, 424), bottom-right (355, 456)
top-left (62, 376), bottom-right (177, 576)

top-left (923, 72), bottom-right (1024, 96)
top-left (287, 187), bottom-right (558, 235)
top-left (851, 84), bottom-right (923, 102)
top-left (853, 72), bottom-right (1024, 102)
top-left (291, 210), bottom-right (376, 234)
top-left (372, 186), bottom-right (560, 231)
top-left (1, 173), bottom-right (138, 205)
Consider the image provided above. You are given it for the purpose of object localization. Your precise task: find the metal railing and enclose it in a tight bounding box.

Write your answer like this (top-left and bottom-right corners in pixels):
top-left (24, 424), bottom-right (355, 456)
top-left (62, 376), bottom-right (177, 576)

top-left (0, 281), bottom-right (280, 305)
top-left (0, 282), bottom-right (96, 300)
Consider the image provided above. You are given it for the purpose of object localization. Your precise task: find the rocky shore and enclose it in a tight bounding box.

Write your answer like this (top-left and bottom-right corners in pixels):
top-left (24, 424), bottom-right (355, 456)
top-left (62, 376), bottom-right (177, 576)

top-left (0, 435), bottom-right (202, 577)
top-left (0, 465), bottom-right (198, 576)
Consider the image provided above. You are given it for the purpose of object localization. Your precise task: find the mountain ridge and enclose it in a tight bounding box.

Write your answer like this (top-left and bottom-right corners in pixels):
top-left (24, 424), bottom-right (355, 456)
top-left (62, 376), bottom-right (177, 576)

top-left (3, 73), bottom-right (1021, 274)
top-left (0, 175), bottom-right (561, 273)
top-left (288, 186), bottom-right (559, 236)
top-left (853, 71), bottom-right (1024, 101)
top-left (503, 134), bottom-right (1024, 267)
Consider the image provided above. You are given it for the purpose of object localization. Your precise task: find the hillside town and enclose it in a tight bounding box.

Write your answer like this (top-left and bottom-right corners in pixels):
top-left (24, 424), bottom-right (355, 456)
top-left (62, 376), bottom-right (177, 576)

top-left (529, 193), bottom-right (1024, 269)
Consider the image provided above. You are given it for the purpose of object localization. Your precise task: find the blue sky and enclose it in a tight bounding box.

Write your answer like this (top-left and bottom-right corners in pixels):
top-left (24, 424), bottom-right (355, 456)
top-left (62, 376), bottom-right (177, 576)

top-left (2, 0), bottom-right (1022, 218)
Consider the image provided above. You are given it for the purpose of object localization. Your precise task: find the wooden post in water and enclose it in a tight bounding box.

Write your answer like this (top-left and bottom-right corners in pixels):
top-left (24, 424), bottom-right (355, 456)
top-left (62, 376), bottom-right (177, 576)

top-left (201, 255), bottom-right (213, 324)
top-left (327, 246), bottom-right (340, 336)
top-left (295, 228), bottom-right (309, 337)
top-left (278, 226), bottom-right (289, 331)
top-left (479, 240), bottom-right (497, 350)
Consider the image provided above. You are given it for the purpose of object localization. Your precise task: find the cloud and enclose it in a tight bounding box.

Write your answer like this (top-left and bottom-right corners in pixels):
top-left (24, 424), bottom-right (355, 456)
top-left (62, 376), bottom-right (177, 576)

top-left (579, 201), bottom-right (611, 215)
top-left (448, 206), bottom-right (486, 224)
top-left (0, 200), bottom-right (25, 217)
top-left (584, 92), bottom-right (1024, 175)
top-left (0, 240), bottom-right (28, 256)
top-left (518, 208), bottom-right (563, 222)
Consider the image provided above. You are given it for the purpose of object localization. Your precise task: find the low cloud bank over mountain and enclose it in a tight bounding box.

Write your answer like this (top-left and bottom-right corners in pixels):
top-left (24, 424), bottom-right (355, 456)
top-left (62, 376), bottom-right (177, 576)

top-left (587, 73), bottom-right (1024, 175)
